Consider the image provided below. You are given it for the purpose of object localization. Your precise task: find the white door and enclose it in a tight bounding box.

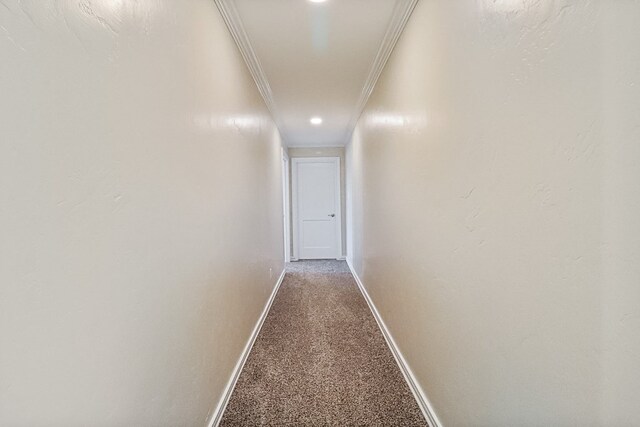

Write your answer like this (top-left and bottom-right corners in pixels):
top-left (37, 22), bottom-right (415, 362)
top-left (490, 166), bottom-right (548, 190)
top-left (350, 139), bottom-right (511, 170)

top-left (292, 157), bottom-right (341, 260)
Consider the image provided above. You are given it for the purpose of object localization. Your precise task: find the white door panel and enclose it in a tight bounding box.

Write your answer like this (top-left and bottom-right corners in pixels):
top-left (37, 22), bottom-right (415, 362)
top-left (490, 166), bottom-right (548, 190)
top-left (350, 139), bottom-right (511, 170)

top-left (292, 158), bottom-right (341, 260)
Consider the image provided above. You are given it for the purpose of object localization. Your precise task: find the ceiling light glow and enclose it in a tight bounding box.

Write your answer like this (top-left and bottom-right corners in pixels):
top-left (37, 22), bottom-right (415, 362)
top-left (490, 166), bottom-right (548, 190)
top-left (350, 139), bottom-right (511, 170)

top-left (309, 0), bottom-right (327, 3)
top-left (310, 117), bottom-right (323, 125)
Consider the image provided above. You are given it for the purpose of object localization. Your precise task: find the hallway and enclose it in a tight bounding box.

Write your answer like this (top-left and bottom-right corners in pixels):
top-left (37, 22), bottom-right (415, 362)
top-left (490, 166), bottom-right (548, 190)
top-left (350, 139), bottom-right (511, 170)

top-left (2, 0), bottom-right (640, 426)
top-left (220, 261), bottom-right (425, 426)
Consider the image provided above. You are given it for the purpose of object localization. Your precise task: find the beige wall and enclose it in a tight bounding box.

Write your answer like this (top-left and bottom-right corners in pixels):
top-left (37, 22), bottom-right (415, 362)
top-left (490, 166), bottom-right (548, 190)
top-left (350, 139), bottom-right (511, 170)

top-left (288, 147), bottom-right (346, 258)
top-left (601, 3), bottom-right (640, 425)
top-left (0, 1), bottom-right (284, 426)
top-left (346, 1), bottom-right (640, 426)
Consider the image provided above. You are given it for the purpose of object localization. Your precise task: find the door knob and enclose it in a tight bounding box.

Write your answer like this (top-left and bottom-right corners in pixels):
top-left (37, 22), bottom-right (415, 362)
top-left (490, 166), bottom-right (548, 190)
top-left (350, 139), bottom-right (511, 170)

top-left (328, 214), bottom-right (335, 217)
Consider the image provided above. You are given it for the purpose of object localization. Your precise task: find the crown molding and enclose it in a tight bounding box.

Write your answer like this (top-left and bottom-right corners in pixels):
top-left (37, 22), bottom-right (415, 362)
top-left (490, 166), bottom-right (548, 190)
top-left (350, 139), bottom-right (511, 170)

top-left (342, 0), bottom-right (419, 143)
top-left (215, 0), bottom-right (418, 147)
top-left (214, 0), bottom-right (287, 142)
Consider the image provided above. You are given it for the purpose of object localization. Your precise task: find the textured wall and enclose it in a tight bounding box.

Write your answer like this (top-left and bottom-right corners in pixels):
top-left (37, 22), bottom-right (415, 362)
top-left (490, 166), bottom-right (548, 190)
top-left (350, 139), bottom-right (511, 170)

top-left (0, 1), bottom-right (284, 426)
top-left (600, 3), bottom-right (640, 425)
top-left (346, 1), bottom-right (640, 426)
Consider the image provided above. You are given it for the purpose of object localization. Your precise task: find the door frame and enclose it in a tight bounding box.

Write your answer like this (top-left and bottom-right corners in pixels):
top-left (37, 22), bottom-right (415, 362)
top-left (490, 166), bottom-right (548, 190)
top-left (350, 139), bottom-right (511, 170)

top-left (282, 148), bottom-right (291, 263)
top-left (291, 157), bottom-right (342, 260)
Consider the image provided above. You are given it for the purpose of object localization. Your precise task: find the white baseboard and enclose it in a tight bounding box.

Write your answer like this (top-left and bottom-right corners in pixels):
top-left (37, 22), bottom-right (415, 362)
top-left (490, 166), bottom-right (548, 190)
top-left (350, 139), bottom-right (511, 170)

top-left (336, 256), bottom-right (346, 261)
top-left (207, 268), bottom-right (287, 427)
top-left (345, 259), bottom-right (443, 427)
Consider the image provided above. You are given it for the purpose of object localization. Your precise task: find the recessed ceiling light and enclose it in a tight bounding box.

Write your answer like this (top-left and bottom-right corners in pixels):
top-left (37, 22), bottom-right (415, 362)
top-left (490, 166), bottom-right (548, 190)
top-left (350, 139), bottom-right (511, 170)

top-left (310, 117), bottom-right (323, 125)
top-left (309, 0), bottom-right (327, 3)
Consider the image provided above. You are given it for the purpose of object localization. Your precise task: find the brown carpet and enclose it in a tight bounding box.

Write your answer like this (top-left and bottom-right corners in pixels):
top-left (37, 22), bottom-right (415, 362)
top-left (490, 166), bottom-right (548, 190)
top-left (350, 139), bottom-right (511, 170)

top-left (219, 260), bottom-right (427, 426)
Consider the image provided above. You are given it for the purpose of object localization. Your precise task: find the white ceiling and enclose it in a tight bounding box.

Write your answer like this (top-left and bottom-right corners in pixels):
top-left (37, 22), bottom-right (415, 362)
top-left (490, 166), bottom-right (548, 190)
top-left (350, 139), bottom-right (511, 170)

top-left (219, 0), bottom-right (416, 147)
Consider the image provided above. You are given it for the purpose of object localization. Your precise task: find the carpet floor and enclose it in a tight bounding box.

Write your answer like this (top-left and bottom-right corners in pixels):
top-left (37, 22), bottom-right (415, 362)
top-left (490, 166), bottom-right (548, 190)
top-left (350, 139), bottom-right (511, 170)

top-left (219, 260), bottom-right (427, 426)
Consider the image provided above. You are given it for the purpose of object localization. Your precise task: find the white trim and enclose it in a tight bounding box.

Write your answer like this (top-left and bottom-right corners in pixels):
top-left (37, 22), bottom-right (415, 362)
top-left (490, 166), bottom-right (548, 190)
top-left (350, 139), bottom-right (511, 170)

top-left (213, 0), bottom-right (287, 143)
top-left (291, 159), bottom-right (299, 260)
top-left (207, 268), bottom-right (287, 427)
top-left (345, 259), bottom-right (443, 427)
top-left (287, 145), bottom-right (345, 149)
top-left (282, 149), bottom-right (291, 263)
top-left (291, 157), bottom-right (342, 260)
top-left (342, 0), bottom-right (419, 143)
top-left (286, 144), bottom-right (347, 149)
